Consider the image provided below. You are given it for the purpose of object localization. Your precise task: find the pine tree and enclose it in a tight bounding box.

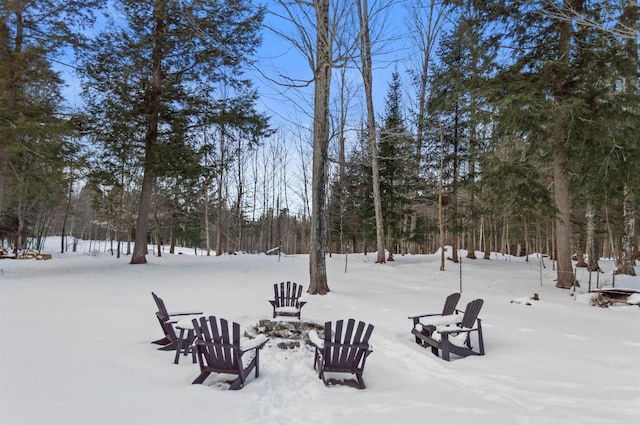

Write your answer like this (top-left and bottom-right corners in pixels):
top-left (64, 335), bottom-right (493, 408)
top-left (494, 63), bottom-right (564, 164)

top-left (379, 71), bottom-right (415, 260)
top-left (429, 0), bottom-right (500, 261)
top-left (79, 0), bottom-right (266, 264)
top-left (494, 0), bottom-right (637, 283)
top-left (428, 27), bottom-right (470, 263)
top-left (0, 0), bottom-right (102, 251)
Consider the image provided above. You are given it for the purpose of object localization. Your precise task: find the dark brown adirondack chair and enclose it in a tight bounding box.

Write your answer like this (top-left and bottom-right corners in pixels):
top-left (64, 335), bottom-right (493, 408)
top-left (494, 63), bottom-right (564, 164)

top-left (191, 316), bottom-right (268, 390)
top-left (411, 298), bottom-right (485, 361)
top-left (269, 281), bottom-right (307, 320)
top-left (408, 292), bottom-right (461, 344)
top-left (151, 292), bottom-right (202, 351)
top-left (308, 319), bottom-right (374, 389)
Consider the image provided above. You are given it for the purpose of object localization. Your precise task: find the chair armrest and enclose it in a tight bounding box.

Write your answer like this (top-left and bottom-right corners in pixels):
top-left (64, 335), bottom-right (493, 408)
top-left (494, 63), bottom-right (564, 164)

top-left (417, 314), bottom-right (461, 328)
top-left (298, 300), bottom-right (307, 308)
top-left (408, 312), bottom-right (443, 320)
top-left (438, 326), bottom-right (478, 336)
top-left (308, 330), bottom-right (324, 349)
top-left (240, 334), bottom-right (269, 351)
top-left (166, 314), bottom-right (203, 325)
top-left (168, 310), bottom-right (203, 316)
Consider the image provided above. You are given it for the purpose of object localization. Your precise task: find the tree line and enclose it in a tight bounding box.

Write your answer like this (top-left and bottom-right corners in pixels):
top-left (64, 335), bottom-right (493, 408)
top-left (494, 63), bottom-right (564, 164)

top-left (1, 1), bottom-right (637, 291)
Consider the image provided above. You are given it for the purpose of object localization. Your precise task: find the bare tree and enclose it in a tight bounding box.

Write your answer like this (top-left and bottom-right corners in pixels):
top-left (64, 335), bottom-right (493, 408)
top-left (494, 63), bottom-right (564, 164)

top-left (270, 0), bottom-right (356, 294)
top-left (356, 0), bottom-right (385, 263)
top-left (407, 0), bottom-right (447, 255)
top-left (307, 0), bottom-right (333, 293)
top-left (540, 0), bottom-right (638, 40)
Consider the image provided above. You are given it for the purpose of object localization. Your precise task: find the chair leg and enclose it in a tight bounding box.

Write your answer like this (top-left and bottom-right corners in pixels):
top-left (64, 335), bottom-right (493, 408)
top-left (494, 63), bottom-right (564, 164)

top-left (159, 341), bottom-right (178, 351)
top-left (318, 363), bottom-right (325, 382)
top-left (152, 337), bottom-right (171, 345)
top-left (313, 349), bottom-right (319, 371)
top-left (355, 373), bottom-right (366, 389)
top-left (441, 342), bottom-right (451, 361)
top-left (183, 330), bottom-right (196, 363)
top-left (174, 328), bottom-right (186, 364)
top-left (255, 350), bottom-right (260, 378)
top-left (191, 371), bottom-right (211, 385)
top-left (229, 375), bottom-right (244, 390)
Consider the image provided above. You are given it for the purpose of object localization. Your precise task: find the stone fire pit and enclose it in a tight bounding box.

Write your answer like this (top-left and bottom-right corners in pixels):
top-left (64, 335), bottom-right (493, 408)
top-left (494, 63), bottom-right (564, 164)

top-left (245, 319), bottom-right (325, 350)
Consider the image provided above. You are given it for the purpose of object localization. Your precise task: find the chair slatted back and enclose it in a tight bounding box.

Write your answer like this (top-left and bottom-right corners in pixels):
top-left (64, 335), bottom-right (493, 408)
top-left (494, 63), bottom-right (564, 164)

top-left (274, 281), bottom-right (303, 308)
top-left (442, 292), bottom-right (461, 315)
top-left (325, 319), bottom-right (374, 371)
top-left (460, 299), bottom-right (484, 329)
top-left (192, 316), bottom-right (241, 372)
top-left (152, 292), bottom-right (170, 319)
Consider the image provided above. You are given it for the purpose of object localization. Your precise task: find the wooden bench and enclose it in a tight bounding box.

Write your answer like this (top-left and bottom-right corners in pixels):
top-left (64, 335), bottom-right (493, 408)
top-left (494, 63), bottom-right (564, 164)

top-left (411, 298), bottom-right (485, 361)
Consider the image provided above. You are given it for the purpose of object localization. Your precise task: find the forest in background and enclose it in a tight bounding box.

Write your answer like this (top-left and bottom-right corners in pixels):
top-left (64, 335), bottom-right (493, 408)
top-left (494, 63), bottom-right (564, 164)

top-left (1, 1), bottom-right (638, 284)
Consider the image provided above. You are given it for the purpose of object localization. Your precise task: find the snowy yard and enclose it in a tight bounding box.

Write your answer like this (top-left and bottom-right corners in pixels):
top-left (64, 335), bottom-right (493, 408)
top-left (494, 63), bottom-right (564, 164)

top-left (1, 240), bottom-right (638, 425)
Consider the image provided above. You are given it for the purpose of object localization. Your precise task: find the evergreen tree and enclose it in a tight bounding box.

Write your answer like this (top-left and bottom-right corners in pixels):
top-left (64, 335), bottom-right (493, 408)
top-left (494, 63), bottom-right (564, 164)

top-left (428, 27), bottom-right (470, 263)
top-left (429, 0), bottom-right (499, 261)
top-left (0, 0), bottom-right (103, 250)
top-left (494, 0), bottom-right (638, 284)
top-left (379, 71), bottom-right (415, 259)
top-left (79, 0), bottom-right (266, 264)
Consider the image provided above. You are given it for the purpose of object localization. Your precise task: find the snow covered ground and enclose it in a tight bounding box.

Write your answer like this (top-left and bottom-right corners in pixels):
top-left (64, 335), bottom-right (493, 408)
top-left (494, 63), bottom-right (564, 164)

top-left (1, 239), bottom-right (638, 425)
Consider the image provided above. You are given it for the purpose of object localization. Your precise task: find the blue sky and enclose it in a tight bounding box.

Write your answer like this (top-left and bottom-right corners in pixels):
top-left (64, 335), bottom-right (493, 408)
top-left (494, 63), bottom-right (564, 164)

top-left (254, 0), bottom-right (417, 131)
top-left (55, 0), bottom-right (429, 137)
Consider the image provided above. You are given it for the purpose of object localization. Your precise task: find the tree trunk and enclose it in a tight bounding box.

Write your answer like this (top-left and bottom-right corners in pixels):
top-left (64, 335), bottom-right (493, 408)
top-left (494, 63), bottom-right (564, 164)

top-left (153, 208), bottom-right (162, 258)
top-left (483, 216), bottom-right (491, 260)
top-left (616, 184), bottom-right (636, 275)
top-left (131, 2), bottom-right (166, 264)
top-left (552, 0), bottom-right (581, 287)
top-left (450, 101), bottom-right (460, 264)
top-left (615, 3), bottom-right (638, 276)
top-left (410, 0), bottom-right (442, 257)
top-left (553, 147), bottom-right (575, 287)
top-left (357, 0), bottom-right (385, 264)
top-left (60, 169), bottom-right (74, 254)
top-left (216, 123), bottom-right (226, 257)
top-left (438, 124), bottom-right (446, 271)
top-left (585, 201), bottom-right (600, 271)
top-left (337, 67), bottom-right (349, 253)
top-left (236, 151), bottom-right (244, 254)
top-left (204, 179), bottom-right (211, 256)
top-left (0, 6), bottom-right (23, 219)
top-left (308, 0), bottom-right (331, 295)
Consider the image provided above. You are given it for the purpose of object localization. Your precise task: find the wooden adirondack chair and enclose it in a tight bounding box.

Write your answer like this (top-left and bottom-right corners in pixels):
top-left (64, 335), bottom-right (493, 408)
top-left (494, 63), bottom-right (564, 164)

top-left (308, 319), bottom-right (374, 389)
top-left (408, 292), bottom-right (461, 345)
top-left (191, 316), bottom-right (268, 390)
top-left (411, 298), bottom-right (485, 361)
top-left (269, 281), bottom-right (307, 320)
top-left (151, 292), bottom-right (202, 351)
